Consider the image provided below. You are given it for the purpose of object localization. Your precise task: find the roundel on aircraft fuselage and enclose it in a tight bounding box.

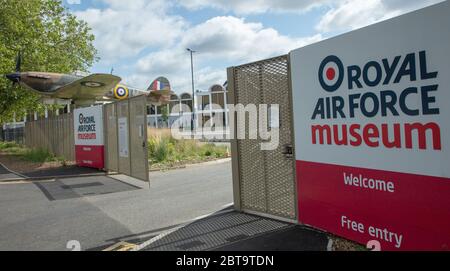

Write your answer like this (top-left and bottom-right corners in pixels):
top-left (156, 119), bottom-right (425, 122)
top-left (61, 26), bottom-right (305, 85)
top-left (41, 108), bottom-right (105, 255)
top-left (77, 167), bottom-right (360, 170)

top-left (114, 84), bottom-right (129, 100)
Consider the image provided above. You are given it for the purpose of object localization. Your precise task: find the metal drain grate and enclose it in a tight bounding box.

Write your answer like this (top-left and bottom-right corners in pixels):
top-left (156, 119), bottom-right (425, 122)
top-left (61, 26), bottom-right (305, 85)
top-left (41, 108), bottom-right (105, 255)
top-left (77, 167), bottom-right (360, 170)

top-left (141, 212), bottom-right (291, 251)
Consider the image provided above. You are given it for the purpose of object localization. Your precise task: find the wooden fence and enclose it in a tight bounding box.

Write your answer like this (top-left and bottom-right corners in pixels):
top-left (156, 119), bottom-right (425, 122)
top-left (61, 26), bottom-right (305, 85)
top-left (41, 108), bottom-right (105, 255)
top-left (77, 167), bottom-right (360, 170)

top-left (24, 113), bottom-right (75, 161)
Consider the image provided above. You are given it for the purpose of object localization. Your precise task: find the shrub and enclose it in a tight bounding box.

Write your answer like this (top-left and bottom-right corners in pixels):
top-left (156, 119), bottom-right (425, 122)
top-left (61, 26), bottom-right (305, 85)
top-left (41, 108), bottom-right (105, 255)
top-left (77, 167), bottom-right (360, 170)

top-left (0, 142), bottom-right (19, 150)
top-left (147, 133), bottom-right (229, 165)
top-left (0, 141), bottom-right (65, 164)
top-left (148, 135), bottom-right (175, 163)
top-left (0, 141), bottom-right (27, 155)
top-left (22, 148), bottom-right (56, 163)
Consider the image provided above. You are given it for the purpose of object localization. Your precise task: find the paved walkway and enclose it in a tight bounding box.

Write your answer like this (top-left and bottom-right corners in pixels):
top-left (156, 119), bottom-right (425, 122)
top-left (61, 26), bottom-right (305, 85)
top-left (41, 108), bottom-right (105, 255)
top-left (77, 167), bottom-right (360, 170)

top-left (0, 161), bottom-right (232, 250)
top-left (0, 160), bottom-right (329, 251)
top-left (22, 165), bottom-right (104, 179)
top-left (0, 163), bottom-right (104, 182)
top-left (0, 163), bottom-right (24, 181)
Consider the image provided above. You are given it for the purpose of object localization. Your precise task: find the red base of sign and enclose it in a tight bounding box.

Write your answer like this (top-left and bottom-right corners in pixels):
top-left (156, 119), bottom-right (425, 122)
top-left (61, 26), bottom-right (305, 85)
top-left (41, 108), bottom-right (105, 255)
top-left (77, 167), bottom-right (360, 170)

top-left (75, 145), bottom-right (104, 169)
top-left (297, 160), bottom-right (450, 251)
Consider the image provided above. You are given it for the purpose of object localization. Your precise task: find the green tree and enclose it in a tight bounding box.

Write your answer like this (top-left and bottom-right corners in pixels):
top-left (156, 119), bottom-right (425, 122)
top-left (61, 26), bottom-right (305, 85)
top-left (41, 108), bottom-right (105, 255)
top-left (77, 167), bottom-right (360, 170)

top-left (0, 0), bottom-right (97, 123)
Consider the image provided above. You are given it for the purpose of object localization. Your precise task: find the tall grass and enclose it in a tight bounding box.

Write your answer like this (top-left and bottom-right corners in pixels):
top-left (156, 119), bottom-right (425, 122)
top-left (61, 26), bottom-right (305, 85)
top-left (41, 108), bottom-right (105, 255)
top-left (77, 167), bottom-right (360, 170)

top-left (0, 141), bottom-right (26, 155)
top-left (147, 128), bottom-right (172, 138)
top-left (22, 148), bottom-right (57, 163)
top-left (0, 142), bottom-right (18, 150)
top-left (147, 131), bottom-right (228, 165)
top-left (0, 141), bottom-right (60, 163)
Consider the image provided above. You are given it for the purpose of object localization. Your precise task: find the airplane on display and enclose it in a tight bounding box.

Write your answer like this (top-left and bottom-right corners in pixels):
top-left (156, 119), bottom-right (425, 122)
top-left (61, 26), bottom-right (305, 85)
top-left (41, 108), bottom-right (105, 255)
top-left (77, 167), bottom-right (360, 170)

top-left (146, 76), bottom-right (173, 106)
top-left (4, 52), bottom-right (173, 106)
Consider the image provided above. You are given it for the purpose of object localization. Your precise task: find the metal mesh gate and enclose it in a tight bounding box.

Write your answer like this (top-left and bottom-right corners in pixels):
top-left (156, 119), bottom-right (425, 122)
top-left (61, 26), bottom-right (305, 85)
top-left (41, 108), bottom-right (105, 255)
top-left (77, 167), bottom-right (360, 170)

top-left (117, 99), bottom-right (131, 176)
top-left (228, 55), bottom-right (297, 220)
top-left (129, 96), bottom-right (149, 181)
top-left (103, 95), bottom-right (149, 182)
top-left (104, 103), bottom-right (119, 172)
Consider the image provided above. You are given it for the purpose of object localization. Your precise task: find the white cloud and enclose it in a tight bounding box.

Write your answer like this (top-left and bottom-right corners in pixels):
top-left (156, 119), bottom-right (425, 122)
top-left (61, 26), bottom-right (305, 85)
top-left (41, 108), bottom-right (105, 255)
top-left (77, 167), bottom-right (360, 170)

top-left (136, 50), bottom-right (189, 76)
top-left (74, 0), bottom-right (186, 60)
top-left (180, 16), bottom-right (322, 63)
top-left (73, 0), bottom-right (445, 94)
top-left (316, 0), bottom-right (444, 33)
top-left (177, 0), bottom-right (335, 14)
top-left (132, 16), bottom-right (322, 92)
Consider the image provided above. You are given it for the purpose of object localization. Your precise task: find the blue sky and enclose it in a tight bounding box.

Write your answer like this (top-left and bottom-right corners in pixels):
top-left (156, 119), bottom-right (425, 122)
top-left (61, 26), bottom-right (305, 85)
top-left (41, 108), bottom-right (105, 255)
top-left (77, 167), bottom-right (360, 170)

top-left (63, 0), bottom-right (442, 94)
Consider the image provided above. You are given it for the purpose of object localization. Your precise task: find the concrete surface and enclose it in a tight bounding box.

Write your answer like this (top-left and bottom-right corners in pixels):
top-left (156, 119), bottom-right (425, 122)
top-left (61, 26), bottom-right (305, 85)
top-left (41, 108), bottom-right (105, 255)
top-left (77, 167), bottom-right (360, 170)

top-left (0, 163), bottom-right (24, 181)
top-left (0, 161), bottom-right (233, 251)
top-left (23, 165), bottom-right (104, 179)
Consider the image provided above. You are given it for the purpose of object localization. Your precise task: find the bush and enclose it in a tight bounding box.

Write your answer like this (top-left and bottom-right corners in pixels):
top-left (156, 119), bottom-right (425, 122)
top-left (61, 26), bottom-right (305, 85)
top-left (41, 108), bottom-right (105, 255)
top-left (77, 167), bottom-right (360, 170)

top-left (148, 136), bottom-right (175, 163)
top-left (22, 148), bottom-right (55, 163)
top-left (0, 141), bottom-right (26, 155)
top-left (0, 142), bottom-right (19, 150)
top-left (147, 133), bottom-right (229, 165)
top-left (0, 141), bottom-right (64, 164)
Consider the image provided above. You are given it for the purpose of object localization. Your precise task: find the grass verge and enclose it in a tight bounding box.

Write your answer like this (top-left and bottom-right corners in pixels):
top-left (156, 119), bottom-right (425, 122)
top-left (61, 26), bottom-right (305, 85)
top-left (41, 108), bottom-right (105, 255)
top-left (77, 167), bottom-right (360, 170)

top-left (147, 132), bottom-right (229, 169)
top-left (0, 141), bottom-right (64, 163)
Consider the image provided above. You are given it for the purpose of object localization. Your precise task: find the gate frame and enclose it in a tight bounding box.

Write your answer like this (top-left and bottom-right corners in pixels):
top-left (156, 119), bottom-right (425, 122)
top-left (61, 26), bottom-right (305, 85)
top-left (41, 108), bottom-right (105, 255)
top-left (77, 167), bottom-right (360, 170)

top-left (128, 94), bottom-right (149, 182)
top-left (103, 95), bottom-right (149, 182)
top-left (227, 55), bottom-right (299, 224)
top-left (103, 102), bottom-right (119, 173)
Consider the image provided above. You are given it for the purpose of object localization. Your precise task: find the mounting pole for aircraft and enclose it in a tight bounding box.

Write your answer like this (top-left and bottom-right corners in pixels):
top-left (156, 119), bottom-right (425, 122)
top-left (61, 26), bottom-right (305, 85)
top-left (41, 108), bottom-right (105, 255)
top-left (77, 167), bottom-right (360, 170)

top-left (187, 48), bottom-right (197, 133)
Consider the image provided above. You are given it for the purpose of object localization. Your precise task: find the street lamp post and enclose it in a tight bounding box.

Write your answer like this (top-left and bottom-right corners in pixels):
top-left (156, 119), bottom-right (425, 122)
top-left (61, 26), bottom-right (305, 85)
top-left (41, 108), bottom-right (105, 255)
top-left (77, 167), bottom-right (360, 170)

top-left (187, 48), bottom-right (196, 133)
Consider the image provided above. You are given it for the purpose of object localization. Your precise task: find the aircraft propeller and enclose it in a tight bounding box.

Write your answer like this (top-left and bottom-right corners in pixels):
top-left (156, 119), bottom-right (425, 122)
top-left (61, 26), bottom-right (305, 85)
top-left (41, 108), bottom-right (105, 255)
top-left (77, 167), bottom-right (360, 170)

top-left (15, 51), bottom-right (22, 72)
top-left (4, 51), bottom-right (22, 85)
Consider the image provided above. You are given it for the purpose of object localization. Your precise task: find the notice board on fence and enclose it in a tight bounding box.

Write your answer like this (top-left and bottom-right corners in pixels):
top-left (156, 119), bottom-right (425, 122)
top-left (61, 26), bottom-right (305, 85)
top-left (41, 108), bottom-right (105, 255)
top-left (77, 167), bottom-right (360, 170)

top-left (290, 2), bottom-right (450, 250)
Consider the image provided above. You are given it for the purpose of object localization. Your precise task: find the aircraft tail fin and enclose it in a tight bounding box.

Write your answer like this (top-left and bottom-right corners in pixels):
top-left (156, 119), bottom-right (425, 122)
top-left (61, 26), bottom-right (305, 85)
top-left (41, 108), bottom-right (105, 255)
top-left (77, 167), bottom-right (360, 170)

top-left (148, 76), bottom-right (171, 92)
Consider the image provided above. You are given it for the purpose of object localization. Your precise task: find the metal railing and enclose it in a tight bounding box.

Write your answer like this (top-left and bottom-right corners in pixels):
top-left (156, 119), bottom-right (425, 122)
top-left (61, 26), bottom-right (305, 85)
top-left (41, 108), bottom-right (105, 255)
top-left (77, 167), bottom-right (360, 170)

top-left (1, 127), bottom-right (25, 145)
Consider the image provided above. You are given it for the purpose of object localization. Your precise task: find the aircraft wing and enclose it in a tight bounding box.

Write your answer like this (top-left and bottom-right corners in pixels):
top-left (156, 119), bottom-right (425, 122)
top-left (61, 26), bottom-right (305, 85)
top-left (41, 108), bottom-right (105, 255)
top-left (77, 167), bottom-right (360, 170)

top-left (52, 73), bottom-right (121, 100)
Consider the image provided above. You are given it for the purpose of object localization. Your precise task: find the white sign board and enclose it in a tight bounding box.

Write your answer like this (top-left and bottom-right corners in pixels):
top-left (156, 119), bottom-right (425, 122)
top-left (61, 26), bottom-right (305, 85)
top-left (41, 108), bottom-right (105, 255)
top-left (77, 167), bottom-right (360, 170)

top-left (74, 105), bottom-right (104, 146)
top-left (290, 2), bottom-right (450, 250)
top-left (73, 105), bottom-right (104, 169)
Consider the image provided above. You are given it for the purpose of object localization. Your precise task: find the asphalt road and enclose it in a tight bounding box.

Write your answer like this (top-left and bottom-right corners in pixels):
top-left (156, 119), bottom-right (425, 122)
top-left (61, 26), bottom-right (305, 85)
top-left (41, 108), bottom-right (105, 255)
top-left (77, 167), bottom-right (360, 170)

top-left (0, 161), bottom-right (233, 251)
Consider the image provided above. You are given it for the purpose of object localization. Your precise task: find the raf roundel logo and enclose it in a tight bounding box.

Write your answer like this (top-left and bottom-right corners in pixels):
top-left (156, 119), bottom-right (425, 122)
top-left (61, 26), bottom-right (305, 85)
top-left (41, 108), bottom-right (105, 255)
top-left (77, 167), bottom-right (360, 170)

top-left (114, 84), bottom-right (129, 99)
top-left (318, 55), bottom-right (344, 92)
top-left (117, 87), bottom-right (125, 96)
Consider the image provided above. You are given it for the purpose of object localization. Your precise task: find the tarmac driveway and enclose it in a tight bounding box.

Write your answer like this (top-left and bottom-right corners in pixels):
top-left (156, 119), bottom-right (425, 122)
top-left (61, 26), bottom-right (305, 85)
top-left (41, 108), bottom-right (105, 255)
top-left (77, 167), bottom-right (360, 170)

top-left (0, 161), bottom-right (233, 251)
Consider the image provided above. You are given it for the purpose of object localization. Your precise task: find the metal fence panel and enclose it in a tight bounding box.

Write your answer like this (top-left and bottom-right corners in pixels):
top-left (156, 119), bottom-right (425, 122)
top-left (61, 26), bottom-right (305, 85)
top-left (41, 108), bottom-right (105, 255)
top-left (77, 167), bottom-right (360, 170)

top-left (234, 63), bottom-right (267, 213)
top-left (260, 57), bottom-right (296, 219)
top-left (230, 55), bottom-right (297, 220)
top-left (104, 103), bottom-right (119, 172)
top-left (129, 96), bottom-right (149, 182)
top-left (117, 99), bottom-right (131, 176)
top-left (2, 127), bottom-right (24, 144)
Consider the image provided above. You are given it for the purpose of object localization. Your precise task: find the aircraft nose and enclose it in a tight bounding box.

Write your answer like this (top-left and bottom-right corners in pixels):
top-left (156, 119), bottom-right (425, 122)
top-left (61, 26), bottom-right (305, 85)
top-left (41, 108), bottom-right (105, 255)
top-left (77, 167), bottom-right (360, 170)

top-left (6, 73), bottom-right (20, 83)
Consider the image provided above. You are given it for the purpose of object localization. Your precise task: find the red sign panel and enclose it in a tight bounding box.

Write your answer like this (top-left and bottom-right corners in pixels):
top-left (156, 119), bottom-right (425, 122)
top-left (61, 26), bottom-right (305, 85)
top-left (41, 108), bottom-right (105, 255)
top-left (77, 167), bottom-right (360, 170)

top-left (75, 145), bottom-right (105, 169)
top-left (297, 161), bottom-right (450, 250)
